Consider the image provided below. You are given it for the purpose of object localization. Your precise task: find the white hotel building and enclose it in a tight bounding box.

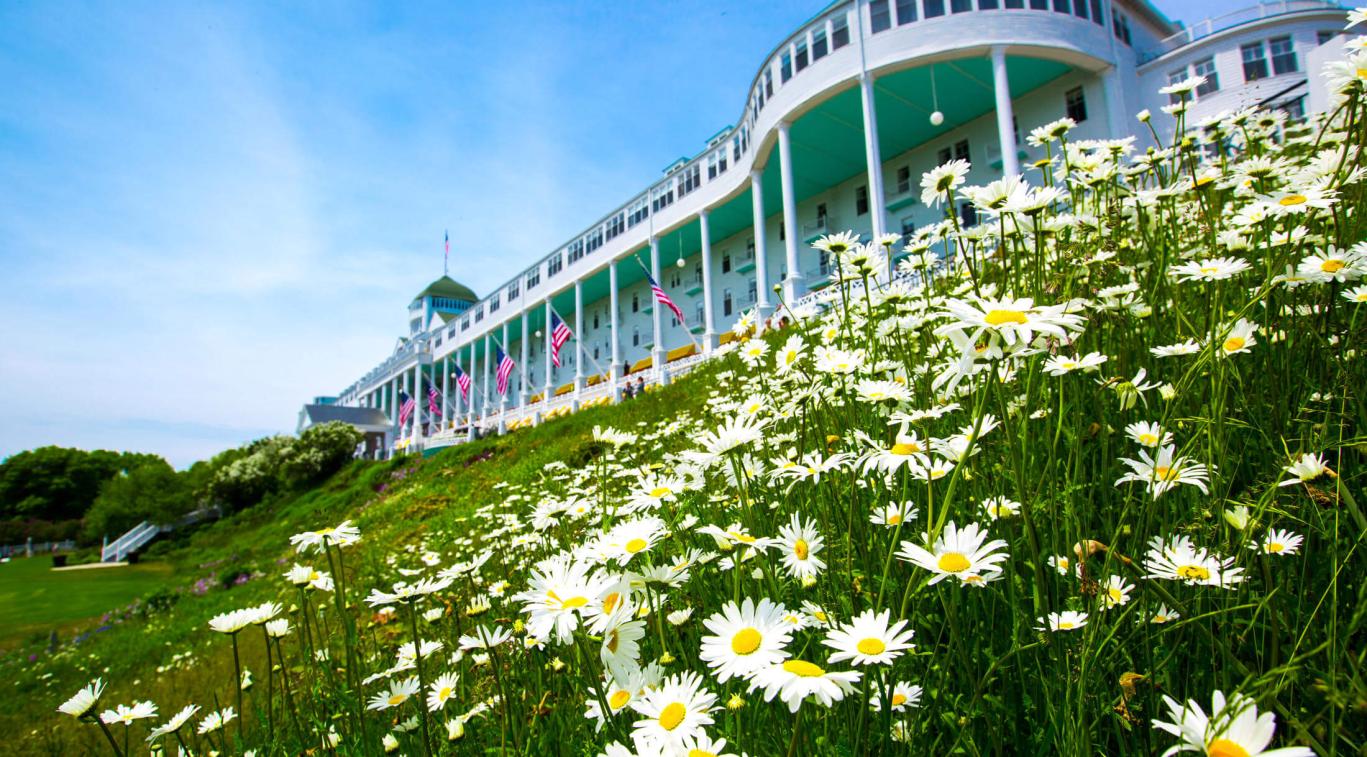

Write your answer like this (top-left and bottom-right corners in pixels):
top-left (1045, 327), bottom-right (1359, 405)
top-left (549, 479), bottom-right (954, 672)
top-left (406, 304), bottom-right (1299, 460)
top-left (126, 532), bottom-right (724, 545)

top-left (306, 0), bottom-right (1350, 455)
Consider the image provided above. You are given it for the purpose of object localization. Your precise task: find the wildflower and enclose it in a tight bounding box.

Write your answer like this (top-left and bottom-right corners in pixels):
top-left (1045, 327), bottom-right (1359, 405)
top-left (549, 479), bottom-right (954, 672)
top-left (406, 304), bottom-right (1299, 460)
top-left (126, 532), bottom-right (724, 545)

top-left (1278, 453), bottom-right (1334, 487)
top-left (1297, 245), bottom-right (1364, 283)
top-left (57, 679), bottom-right (105, 718)
top-left (699, 597), bottom-right (793, 683)
top-left (1098, 576), bottom-right (1134, 610)
top-left (146, 704), bottom-right (200, 742)
top-left (748, 659), bottom-right (861, 712)
top-left (1147, 604), bottom-right (1181, 624)
top-left (1036, 611), bottom-right (1088, 632)
top-left (208, 608), bottom-right (255, 635)
top-left (921, 159), bottom-right (970, 206)
top-left (1125, 421), bottom-right (1173, 448)
top-left (1170, 257), bottom-right (1252, 282)
top-left (458, 624), bottom-right (513, 650)
top-left (980, 496), bottom-right (1021, 520)
top-left (197, 707), bottom-right (236, 735)
top-left (364, 576), bottom-right (454, 607)
top-left (1152, 689), bottom-right (1313, 757)
top-left (869, 682), bottom-right (923, 712)
top-left (822, 609), bottom-right (915, 666)
top-left (284, 564), bottom-right (334, 591)
top-left (1224, 505), bottom-right (1252, 531)
top-left (1342, 284), bottom-right (1367, 303)
top-left (367, 676), bottom-right (420, 711)
top-left (895, 521), bottom-right (1009, 586)
top-left (774, 334), bottom-right (807, 374)
top-left (935, 296), bottom-right (1085, 350)
top-left (1253, 529), bottom-right (1303, 556)
top-left (1218, 319), bottom-right (1259, 357)
top-left (1116, 445), bottom-right (1211, 498)
top-left (598, 516), bottom-right (668, 564)
top-left (426, 672), bottom-right (460, 712)
top-left (1044, 352), bottom-right (1108, 375)
top-left (289, 520), bottom-right (361, 553)
top-left (1143, 535), bottom-right (1245, 588)
top-left (628, 671), bottom-right (717, 750)
top-left (812, 231), bottom-right (860, 256)
top-left (777, 513), bottom-right (826, 580)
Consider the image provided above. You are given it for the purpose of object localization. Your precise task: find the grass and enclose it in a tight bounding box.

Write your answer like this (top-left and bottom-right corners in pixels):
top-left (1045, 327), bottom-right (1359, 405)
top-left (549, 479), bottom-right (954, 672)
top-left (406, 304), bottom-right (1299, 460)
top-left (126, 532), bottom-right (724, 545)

top-left (0, 557), bottom-right (174, 652)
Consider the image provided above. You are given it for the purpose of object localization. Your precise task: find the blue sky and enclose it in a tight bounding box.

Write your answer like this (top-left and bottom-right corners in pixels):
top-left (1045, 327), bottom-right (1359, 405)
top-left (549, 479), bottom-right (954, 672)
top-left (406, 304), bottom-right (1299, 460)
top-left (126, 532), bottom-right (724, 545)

top-left (0, 0), bottom-right (1261, 467)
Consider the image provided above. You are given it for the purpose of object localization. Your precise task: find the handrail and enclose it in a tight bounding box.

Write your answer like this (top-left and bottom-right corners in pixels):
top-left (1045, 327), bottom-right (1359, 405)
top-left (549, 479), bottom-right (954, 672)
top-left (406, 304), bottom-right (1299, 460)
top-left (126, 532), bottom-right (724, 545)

top-left (1142, 1), bottom-right (1342, 63)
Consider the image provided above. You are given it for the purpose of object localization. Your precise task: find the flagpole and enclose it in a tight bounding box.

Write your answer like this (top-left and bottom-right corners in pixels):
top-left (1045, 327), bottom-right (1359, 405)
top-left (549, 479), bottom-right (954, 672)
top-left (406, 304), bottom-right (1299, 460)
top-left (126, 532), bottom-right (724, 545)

top-left (547, 301), bottom-right (612, 382)
top-left (629, 254), bottom-right (702, 354)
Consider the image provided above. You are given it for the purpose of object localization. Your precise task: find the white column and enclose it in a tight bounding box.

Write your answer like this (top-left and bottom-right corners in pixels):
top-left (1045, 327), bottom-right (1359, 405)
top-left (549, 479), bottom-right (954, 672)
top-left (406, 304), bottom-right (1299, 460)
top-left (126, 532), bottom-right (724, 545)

top-left (482, 334), bottom-right (491, 429)
top-left (991, 46), bottom-right (1020, 178)
top-left (499, 323), bottom-right (509, 434)
top-left (520, 310), bottom-right (530, 410)
top-left (440, 358), bottom-right (449, 429)
top-left (650, 236), bottom-right (669, 385)
top-left (859, 72), bottom-right (888, 246)
top-left (777, 121), bottom-right (804, 303)
top-left (466, 344), bottom-right (477, 441)
top-left (750, 170), bottom-right (772, 321)
top-left (412, 362), bottom-right (422, 450)
top-left (699, 209), bottom-right (717, 350)
top-left (543, 298), bottom-right (554, 416)
top-left (573, 279), bottom-right (585, 408)
top-left (1101, 67), bottom-right (1128, 141)
top-left (389, 377), bottom-right (398, 458)
top-left (609, 258), bottom-right (622, 402)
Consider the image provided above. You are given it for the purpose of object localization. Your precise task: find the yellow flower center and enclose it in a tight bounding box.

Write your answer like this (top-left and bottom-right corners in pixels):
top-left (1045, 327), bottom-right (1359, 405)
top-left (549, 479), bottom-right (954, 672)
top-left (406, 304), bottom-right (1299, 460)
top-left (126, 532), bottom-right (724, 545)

top-left (1200, 265), bottom-right (1219, 275)
top-left (731, 627), bottom-right (762, 655)
top-left (606, 629), bottom-right (620, 653)
top-left (625, 538), bottom-right (649, 554)
top-left (984, 309), bottom-right (1029, 326)
top-left (887, 514), bottom-right (902, 525)
top-left (1222, 337), bottom-right (1246, 353)
top-left (794, 539), bottom-right (809, 560)
top-left (560, 596), bottom-right (589, 610)
top-left (602, 592), bottom-right (621, 614)
top-left (658, 702), bottom-right (687, 731)
top-left (1153, 466), bottom-right (1179, 481)
top-left (734, 533), bottom-right (756, 544)
top-left (1357, 67), bottom-right (1367, 80)
top-left (856, 638), bottom-right (887, 656)
top-left (782, 660), bottom-right (826, 678)
top-left (1139, 433), bottom-right (1159, 445)
top-left (689, 750), bottom-right (718, 757)
top-left (1356, 292), bottom-right (1367, 302)
top-left (1278, 194), bottom-right (1307, 206)
top-left (649, 486), bottom-right (672, 498)
top-left (891, 693), bottom-right (908, 707)
top-left (1267, 542), bottom-right (1284, 553)
top-left (938, 552), bottom-right (971, 573)
top-left (387, 694), bottom-right (406, 706)
top-left (1177, 564), bottom-right (1211, 581)
top-left (1058, 621), bottom-right (1076, 630)
top-left (1321, 259), bottom-right (1345, 273)
top-left (609, 690), bottom-right (631, 710)
top-left (891, 442), bottom-right (921, 455)
top-left (1195, 176), bottom-right (1215, 187)
top-left (1108, 588), bottom-right (1124, 603)
top-left (438, 686), bottom-right (452, 700)
top-left (1207, 739), bottom-right (1251, 757)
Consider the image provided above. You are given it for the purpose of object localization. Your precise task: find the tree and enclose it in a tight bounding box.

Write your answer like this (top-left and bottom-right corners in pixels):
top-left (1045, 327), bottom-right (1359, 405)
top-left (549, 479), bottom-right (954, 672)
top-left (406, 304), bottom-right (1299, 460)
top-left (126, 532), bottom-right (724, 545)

top-left (82, 460), bottom-right (192, 540)
top-left (280, 422), bottom-right (364, 486)
top-left (0, 447), bottom-right (161, 521)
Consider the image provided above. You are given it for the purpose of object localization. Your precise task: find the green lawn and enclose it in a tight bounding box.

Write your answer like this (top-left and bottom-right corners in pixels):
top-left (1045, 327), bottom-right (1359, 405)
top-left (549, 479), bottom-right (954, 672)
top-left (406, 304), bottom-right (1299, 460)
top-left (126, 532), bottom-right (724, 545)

top-left (0, 557), bottom-right (173, 650)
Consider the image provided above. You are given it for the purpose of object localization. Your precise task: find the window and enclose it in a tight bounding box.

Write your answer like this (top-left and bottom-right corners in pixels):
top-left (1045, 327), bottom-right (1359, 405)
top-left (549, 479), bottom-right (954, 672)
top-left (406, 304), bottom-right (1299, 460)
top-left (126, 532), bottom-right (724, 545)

top-left (507, 281), bottom-right (519, 300)
top-left (856, 186), bottom-right (868, 216)
top-left (925, 0), bottom-right (946, 17)
top-left (870, 1), bottom-right (891, 34)
top-left (1065, 86), bottom-right (1087, 122)
top-left (817, 202), bottom-right (828, 224)
top-left (733, 134), bottom-right (743, 162)
top-left (722, 252), bottom-right (732, 273)
top-left (1282, 96), bottom-right (1305, 121)
top-left (812, 28), bottom-right (828, 60)
top-left (695, 300), bottom-right (704, 325)
top-left (568, 239), bottom-right (584, 263)
top-left (651, 182), bottom-right (674, 212)
top-left (896, 0), bottom-right (917, 23)
top-left (548, 252), bottom-right (563, 276)
top-left (677, 164), bottom-right (701, 197)
top-left (747, 278), bottom-right (757, 304)
top-left (1270, 36), bottom-right (1297, 75)
top-left (1193, 57), bottom-right (1219, 96)
top-left (980, 0), bottom-right (999, 8)
top-left (832, 13), bottom-right (850, 48)
top-left (723, 288), bottom-right (733, 317)
top-left (1006, 0), bottom-right (1025, 7)
top-left (474, 304), bottom-right (484, 323)
top-left (746, 237), bottom-right (755, 260)
top-left (959, 201), bottom-right (977, 227)
top-left (593, 346), bottom-right (599, 360)
top-left (764, 68), bottom-right (773, 99)
top-left (461, 316), bottom-right (470, 331)
top-left (1090, 0), bottom-right (1103, 23)
top-left (954, 139), bottom-right (970, 162)
top-left (693, 262), bottom-right (702, 285)
top-left (489, 297), bottom-right (500, 313)
top-left (632, 292), bottom-right (640, 313)
top-left (780, 51), bottom-right (793, 83)
top-left (632, 326), bottom-right (640, 347)
top-left (628, 198), bottom-right (649, 228)
top-left (586, 227), bottom-right (603, 253)
top-left (1072, 0), bottom-right (1087, 18)
top-left (795, 39), bottom-right (809, 72)
top-left (1242, 43), bottom-right (1268, 81)
top-left (896, 166), bottom-right (911, 195)
top-left (525, 269), bottom-right (540, 289)
top-left (593, 311), bottom-right (599, 329)
top-left (1031, 0), bottom-right (1048, 8)
top-left (819, 249), bottom-right (833, 276)
top-left (1052, 0), bottom-right (1069, 12)
top-left (606, 212), bottom-right (625, 240)
top-left (1167, 69), bottom-right (1186, 104)
top-left (952, 0), bottom-right (974, 13)
top-left (937, 146), bottom-right (952, 165)
top-left (1112, 10), bottom-right (1131, 45)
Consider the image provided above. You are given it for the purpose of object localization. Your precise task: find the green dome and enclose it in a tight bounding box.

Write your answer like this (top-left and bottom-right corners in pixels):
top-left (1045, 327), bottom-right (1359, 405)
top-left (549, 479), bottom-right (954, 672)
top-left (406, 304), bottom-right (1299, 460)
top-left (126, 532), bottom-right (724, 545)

top-left (414, 276), bottom-right (478, 304)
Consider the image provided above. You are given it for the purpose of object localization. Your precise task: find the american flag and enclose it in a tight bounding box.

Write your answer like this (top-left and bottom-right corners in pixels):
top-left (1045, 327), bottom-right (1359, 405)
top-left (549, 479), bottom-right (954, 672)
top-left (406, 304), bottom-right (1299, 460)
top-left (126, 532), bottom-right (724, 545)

top-left (454, 364), bottom-right (471, 400)
top-left (427, 383), bottom-right (440, 415)
top-left (648, 272), bottom-right (685, 322)
top-left (495, 347), bottom-right (515, 395)
top-left (397, 391), bottom-right (416, 427)
top-left (550, 311), bottom-right (573, 367)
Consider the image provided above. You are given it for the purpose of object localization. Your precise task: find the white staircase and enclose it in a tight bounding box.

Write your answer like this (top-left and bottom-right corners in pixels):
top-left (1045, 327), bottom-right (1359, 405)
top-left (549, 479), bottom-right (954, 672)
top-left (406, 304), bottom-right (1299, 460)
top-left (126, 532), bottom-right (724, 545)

top-left (101, 521), bottom-right (161, 562)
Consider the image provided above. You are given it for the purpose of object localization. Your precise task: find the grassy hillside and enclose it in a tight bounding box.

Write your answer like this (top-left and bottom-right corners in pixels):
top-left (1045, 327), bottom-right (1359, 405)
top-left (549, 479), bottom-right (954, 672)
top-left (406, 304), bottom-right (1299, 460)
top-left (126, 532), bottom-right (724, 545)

top-left (1, 361), bottom-right (718, 755)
